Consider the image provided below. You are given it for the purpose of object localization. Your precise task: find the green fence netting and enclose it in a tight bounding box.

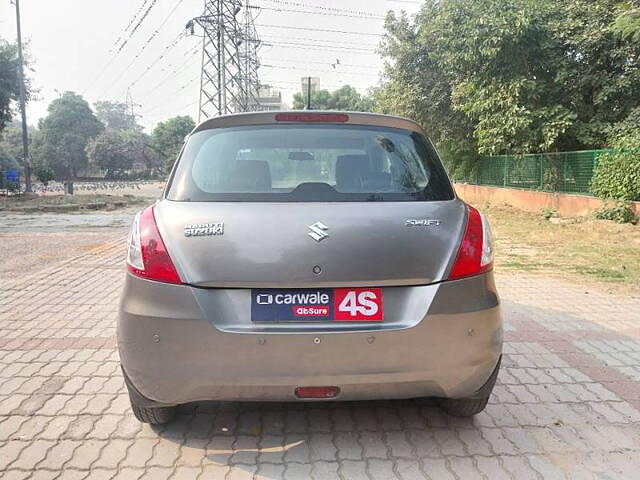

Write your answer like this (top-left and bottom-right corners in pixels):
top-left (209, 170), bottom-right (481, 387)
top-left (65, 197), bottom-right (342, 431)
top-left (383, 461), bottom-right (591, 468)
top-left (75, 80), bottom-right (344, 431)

top-left (456, 150), bottom-right (610, 195)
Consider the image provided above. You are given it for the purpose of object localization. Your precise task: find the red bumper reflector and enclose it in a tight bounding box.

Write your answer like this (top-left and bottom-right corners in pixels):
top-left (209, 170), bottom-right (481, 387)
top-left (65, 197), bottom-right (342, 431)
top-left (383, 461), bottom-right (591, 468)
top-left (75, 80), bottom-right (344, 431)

top-left (295, 386), bottom-right (340, 399)
top-left (275, 113), bottom-right (349, 123)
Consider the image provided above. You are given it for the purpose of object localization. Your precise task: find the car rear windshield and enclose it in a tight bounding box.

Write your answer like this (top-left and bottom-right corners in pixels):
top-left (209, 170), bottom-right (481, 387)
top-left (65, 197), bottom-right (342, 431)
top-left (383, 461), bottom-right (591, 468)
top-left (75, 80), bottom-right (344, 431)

top-left (166, 124), bottom-right (455, 202)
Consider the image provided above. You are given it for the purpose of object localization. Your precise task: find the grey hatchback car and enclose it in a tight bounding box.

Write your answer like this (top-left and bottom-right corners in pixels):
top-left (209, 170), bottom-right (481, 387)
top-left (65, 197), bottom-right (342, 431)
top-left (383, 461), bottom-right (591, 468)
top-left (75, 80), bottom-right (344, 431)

top-left (119, 111), bottom-right (502, 424)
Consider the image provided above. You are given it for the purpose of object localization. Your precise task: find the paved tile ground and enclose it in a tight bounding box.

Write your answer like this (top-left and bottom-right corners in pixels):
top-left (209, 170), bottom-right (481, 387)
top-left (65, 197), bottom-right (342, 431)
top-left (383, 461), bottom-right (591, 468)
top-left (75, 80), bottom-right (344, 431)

top-left (1, 240), bottom-right (640, 479)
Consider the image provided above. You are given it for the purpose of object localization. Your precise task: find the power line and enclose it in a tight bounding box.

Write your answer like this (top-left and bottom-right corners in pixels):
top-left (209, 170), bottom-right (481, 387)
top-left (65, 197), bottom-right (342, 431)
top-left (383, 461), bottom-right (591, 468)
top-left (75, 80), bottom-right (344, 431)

top-left (141, 76), bottom-right (200, 114)
top-left (260, 33), bottom-right (379, 48)
top-left (262, 64), bottom-right (379, 77)
top-left (99, 0), bottom-right (186, 99)
top-left (127, 32), bottom-right (187, 90)
top-left (141, 95), bottom-right (199, 118)
top-left (136, 44), bottom-right (201, 101)
top-left (135, 0), bottom-right (394, 122)
top-left (261, 79), bottom-right (346, 88)
top-left (111, 0), bottom-right (152, 51)
top-left (256, 0), bottom-right (387, 19)
top-left (116, 0), bottom-right (160, 53)
top-left (124, 0), bottom-right (152, 33)
top-left (262, 57), bottom-right (379, 70)
top-left (249, 5), bottom-right (385, 20)
top-left (141, 99), bottom-right (199, 123)
top-left (82, 0), bottom-right (160, 95)
top-left (255, 23), bottom-right (383, 37)
top-left (262, 40), bottom-right (377, 53)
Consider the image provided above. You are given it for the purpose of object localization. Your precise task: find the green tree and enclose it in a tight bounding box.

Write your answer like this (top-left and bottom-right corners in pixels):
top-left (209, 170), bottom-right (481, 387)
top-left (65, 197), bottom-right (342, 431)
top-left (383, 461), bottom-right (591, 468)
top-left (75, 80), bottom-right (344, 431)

top-left (293, 89), bottom-right (331, 110)
top-left (552, 0), bottom-right (640, 148)
top-left (0, 120), bottom-right (35, 163)
top-left (87, 130), bottom-right (161, 178)
top-left (377, 0), bottom-right (640, 164)
top-left (151, 116), bottom-right (195, 170)
top-left (292, 85), bottom-right (374, 111)
top-left (94, 101), bottom-right (142, 132)
top-left (129, 131), bottom-right (163, 174)
top-left (611, 0), bottom-right (640, 41)
top-left (376, 8), bottom-right (477, 179)
top-left (426, 0), bottom-right (576, 154)
top-left (0, 38), bottom-right (32, 132)
top-left (0, 145), bottom-right (19, 171)
top-left (33, 92), bottom-right (104, 179)
top-left (86, 130), bottom-right (136, 178)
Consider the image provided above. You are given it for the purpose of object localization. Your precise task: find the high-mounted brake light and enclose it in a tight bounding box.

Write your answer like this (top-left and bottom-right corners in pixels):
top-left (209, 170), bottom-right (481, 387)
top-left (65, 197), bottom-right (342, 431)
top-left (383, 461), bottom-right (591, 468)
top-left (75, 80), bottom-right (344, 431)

top-left (126, 206), bottom-right (182, 284)
top-left (275, 113), bottom-right (349, 123)
top-left (295, 386), bottom-right (340, 399)
top-left (448, 205), bottom-right (494, 280)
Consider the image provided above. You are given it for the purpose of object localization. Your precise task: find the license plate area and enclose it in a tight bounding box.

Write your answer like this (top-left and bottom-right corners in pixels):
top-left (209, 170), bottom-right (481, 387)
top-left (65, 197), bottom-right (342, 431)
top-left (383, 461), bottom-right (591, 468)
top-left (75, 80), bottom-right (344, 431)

top-left (251, 288), bottom-right (383, 323)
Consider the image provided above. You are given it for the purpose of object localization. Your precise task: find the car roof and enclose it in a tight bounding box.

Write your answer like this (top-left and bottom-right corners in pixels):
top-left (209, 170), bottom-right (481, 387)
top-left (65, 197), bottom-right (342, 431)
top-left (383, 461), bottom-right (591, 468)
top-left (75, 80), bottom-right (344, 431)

top-left (192, 111), bottom-right (425, 135)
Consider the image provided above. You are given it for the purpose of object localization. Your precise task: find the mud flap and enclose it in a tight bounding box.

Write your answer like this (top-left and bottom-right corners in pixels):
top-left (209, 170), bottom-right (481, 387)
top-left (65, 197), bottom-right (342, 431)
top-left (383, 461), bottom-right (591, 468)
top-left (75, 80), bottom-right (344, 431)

top-left (121, 365), bottom-right (177, 408)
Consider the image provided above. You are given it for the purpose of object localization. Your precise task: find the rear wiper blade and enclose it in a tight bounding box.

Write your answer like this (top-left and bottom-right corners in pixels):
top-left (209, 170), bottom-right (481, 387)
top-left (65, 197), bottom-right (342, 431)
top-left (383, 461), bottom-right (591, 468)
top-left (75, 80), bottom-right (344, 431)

top-left (366, 194), bottom-right (384, 202)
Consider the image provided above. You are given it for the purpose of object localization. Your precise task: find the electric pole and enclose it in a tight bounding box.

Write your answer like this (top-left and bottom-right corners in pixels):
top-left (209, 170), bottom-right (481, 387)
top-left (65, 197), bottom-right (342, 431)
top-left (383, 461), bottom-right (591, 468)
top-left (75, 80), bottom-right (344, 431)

top-left (242, 1), bottom-right (261, 111)
top-left (13, 0), bottom-right (32, 193)
top-left (189, 0), bottom-right (262, 120)
top-left (125, 88), bottom-right (140, 129)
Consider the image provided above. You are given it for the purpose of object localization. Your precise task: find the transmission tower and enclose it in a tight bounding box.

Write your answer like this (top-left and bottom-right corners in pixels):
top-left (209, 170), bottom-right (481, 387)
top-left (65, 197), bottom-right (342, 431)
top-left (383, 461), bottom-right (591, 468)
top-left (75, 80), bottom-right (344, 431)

top-left (189, 0), bottom-right (262, 121)
top-left (242, 1), bottom-right (262, 111)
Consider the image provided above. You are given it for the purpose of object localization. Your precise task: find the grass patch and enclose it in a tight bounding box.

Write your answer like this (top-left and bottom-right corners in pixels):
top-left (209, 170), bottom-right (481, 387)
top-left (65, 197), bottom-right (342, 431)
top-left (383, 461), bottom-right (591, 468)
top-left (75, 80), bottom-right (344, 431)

top-left (0, 194), bottom-right (149, 212)
top-left (571, 266), bottom-right (627, 279)
top-left (500, 261), bottom-right (541, 271)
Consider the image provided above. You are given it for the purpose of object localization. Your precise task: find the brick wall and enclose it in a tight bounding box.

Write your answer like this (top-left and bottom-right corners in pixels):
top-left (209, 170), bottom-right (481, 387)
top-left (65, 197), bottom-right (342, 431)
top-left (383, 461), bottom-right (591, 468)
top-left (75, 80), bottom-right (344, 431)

top-left (454, 183), bottom-right (640, 217)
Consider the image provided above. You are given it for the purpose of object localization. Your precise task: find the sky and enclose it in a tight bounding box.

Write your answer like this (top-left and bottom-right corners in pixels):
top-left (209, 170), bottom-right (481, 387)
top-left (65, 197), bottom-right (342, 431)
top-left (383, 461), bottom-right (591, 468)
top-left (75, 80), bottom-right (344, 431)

top-left (0, 0), bottom-right (421, 131)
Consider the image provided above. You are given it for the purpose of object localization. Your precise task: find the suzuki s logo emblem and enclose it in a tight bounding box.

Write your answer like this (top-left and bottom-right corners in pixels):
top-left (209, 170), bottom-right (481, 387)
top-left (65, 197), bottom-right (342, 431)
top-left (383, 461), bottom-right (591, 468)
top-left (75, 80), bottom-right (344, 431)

top-left (308, 222), bottom-right (329, 242)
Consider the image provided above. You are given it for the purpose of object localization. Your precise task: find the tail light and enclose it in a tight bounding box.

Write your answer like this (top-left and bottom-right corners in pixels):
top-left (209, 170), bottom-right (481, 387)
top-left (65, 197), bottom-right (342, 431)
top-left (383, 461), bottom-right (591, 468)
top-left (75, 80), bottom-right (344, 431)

top-left (448, 205), bottom-right (494, 280)
top-left (126, 206), bottom-right (182, 284)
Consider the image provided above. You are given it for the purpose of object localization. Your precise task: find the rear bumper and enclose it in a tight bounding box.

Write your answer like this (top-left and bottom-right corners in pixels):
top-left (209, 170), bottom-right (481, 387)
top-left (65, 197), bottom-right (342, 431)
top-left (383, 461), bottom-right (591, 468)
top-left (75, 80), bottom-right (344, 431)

top-left (118, 273), bottom-right (502, 404)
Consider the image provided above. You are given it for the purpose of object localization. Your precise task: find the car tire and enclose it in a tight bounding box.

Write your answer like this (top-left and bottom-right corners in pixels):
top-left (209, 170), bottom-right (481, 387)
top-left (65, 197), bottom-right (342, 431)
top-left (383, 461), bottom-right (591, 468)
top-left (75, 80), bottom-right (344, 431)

top-left (438, 396), bottom-right (490, 417)
top-left (437, 356), bottom-right (501, 417)
top-left (130, 403), bottom-right (177, 425)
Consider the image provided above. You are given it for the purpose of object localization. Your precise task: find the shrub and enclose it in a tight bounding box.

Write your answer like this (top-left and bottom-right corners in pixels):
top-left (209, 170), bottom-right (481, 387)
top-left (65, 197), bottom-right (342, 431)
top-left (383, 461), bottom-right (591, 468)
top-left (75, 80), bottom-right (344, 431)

top-left (33, 165), bottom-right (55, 186)
top-left (438, 140), bottom-right (479, 183)
top-left (594, 201), bottom-right (637, 224)
top-left (592, 109), bottom-right (640, 201)
top-left (542, 207), bottom-right (555, 220)
top-left (591, 148), bottom-right (640, 201)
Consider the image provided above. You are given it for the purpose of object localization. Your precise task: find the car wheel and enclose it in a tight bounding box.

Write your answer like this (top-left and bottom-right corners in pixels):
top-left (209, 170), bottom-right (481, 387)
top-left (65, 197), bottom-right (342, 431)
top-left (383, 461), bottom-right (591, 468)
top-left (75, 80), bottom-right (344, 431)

top-left (130, 403), bottom-right (177, 425)
top-left (438, 396), bottom-right (490, 417)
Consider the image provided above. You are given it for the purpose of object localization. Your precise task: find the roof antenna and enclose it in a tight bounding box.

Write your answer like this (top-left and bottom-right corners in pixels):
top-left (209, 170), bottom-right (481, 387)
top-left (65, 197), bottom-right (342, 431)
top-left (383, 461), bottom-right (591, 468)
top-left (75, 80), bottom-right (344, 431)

top-left (306, 76), bottom-right (312, 110)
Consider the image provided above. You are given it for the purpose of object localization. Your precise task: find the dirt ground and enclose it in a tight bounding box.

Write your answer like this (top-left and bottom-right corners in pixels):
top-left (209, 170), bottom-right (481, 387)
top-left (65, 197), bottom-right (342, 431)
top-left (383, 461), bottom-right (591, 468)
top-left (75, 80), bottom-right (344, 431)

top-left (0, 211), bottom-right (135, 278)
top-left (482, 203), bottom-right (640, 297)
top-left (0, 183), bottom-right (163, 278)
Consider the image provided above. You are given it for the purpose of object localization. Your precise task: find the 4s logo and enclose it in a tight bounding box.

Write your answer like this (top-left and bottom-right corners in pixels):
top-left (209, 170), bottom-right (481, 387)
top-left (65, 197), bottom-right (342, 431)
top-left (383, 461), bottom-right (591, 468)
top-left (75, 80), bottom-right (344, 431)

top-left (334, 288), bottom-right (383, 322)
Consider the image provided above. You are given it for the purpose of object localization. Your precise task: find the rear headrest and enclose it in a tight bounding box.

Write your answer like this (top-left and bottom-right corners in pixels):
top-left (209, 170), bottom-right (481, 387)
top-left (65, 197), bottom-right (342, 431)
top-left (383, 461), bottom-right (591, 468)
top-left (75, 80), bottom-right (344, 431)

top-left (226, 160), bottom-right (272, 192)
top-left (335, 154), bottom-right (369, 191)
